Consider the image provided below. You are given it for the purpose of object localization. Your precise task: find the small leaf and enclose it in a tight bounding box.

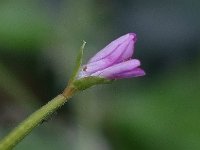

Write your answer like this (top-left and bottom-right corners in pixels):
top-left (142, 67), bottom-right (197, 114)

top-left (69, 41), bottom-right (86, 83)
top-left (73, 76), bottom-right (113, 91)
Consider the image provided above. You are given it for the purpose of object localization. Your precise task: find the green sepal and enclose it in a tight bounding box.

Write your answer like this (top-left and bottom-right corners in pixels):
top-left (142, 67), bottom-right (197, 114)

top-left (69, 41), bottom-right (86, 83)
top-left (72, 76), bottom-right (113, 91)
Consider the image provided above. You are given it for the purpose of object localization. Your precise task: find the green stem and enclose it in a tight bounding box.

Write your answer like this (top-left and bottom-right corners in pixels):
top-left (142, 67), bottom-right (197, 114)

top-left (0, 86), bottom-right (76, 150)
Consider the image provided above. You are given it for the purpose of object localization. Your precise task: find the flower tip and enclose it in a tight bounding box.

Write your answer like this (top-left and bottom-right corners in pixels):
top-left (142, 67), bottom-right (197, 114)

top-left (137, 68), bottom-right (146, 77)
top-left (131, 59), bottom-right (141, 67)
top-left (128, 33), bottom-right (137, 42)
top-left (141, 70), bottom-right (146, 76)
top-left (83, 40), bottom-right (86, 44)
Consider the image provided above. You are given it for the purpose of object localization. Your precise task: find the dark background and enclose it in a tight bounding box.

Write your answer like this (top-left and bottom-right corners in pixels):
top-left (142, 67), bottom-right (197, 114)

top-left (0, 0), bottom-right (200, 150)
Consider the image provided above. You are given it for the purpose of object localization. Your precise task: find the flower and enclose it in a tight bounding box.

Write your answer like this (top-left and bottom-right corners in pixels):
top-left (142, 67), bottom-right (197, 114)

top-left (78, 33), bottom-right (145, 79)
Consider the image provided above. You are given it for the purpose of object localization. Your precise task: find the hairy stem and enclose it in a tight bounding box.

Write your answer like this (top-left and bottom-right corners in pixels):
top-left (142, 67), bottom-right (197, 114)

top-left (0, 86), bottom-right (76, 150)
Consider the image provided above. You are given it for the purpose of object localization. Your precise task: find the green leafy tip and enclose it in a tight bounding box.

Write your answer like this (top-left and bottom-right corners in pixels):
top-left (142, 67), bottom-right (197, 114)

top-left (69, 41), bottom-right (86, 83)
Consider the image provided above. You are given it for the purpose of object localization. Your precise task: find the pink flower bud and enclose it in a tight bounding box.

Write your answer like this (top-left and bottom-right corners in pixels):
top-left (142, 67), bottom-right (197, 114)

top-left (79, 33), bottom-right (145, 79)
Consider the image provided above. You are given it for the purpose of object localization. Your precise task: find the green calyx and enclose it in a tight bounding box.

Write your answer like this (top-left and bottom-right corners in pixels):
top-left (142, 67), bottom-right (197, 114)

top-left (72, 76), bottom-right (112, 91)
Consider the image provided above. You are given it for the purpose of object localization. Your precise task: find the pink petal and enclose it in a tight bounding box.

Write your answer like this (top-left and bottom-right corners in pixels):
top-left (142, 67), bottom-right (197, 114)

top-left (85, 39), bottom-right (132, 74)
top-left (88, 33), bottom-right (136, 63)
top-left (116, 39), bottom-right (134, 63)
top-left (91, 59), bottom-right (141, 78)
top-left (111, 68), bottom-right (145, 79)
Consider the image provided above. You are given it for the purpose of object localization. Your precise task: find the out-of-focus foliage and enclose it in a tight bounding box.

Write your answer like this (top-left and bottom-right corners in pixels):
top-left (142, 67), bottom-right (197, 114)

top-left (0, 0), bottom-right (200, 150)
top-left (0, 1), bottom-right (53, 50)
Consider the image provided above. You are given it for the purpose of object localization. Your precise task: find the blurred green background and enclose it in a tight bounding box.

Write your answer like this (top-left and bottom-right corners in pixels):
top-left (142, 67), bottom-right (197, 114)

top-left (0, 0), bottom-right (200, 150)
